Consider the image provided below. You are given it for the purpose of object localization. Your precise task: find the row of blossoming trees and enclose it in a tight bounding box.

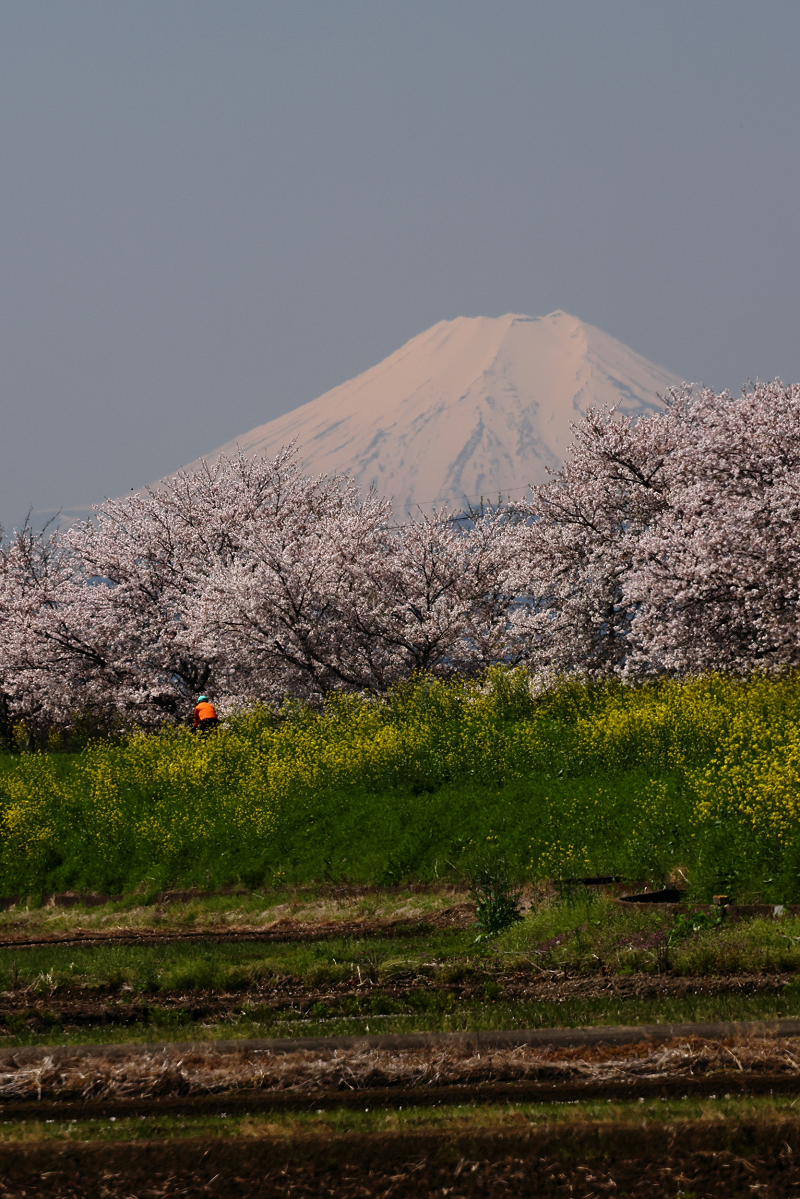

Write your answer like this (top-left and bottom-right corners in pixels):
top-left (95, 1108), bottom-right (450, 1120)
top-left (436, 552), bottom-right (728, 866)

top-left (1, 380), bottom-right (799, 737)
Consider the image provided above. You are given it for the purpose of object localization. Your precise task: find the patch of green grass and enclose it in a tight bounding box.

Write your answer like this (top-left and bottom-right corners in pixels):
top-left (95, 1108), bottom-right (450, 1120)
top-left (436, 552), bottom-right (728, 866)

top-left (499, 894), bottom-right (800, 977)
top-left (0, 928), bottom-right (477, 993)
top-left (4, 1094), bottom-right (800, 1144)
top-left (468, 901), bottom-right (800, 981)
top-left (3, 898), bottom-right (800, 1001)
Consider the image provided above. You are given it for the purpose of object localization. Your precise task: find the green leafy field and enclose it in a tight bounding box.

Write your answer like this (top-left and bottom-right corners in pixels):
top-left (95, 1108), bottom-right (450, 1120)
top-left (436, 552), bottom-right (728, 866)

top-left (3, 669), bottom-right (800, 901)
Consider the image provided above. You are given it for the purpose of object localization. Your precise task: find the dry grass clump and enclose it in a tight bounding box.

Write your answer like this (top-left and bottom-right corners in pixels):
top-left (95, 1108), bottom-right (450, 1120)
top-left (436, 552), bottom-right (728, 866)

top-left (2, 1036), bottom-right (800, 1103)
top-left (0, 887), bottom-right (463, 942)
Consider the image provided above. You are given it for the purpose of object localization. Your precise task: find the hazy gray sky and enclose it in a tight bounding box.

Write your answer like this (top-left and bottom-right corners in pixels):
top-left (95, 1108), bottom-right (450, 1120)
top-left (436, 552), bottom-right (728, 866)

top-left (2, 1), bottom-right (800, 528)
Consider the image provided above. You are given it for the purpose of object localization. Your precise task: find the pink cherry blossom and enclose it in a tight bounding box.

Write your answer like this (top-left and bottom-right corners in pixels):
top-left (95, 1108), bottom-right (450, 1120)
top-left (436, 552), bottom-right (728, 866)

top-left (2, 381), bottom-right (799, 737)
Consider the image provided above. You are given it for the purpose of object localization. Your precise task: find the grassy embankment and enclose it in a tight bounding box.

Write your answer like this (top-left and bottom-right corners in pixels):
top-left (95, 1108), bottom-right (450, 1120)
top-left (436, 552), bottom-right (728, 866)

top-left (3, 668), bottom-right (800, 901)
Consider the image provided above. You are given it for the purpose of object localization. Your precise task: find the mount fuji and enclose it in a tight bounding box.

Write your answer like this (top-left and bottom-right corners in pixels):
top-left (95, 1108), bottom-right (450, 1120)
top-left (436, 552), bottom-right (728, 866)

top-left (187, 311), bottom-right (684, 515)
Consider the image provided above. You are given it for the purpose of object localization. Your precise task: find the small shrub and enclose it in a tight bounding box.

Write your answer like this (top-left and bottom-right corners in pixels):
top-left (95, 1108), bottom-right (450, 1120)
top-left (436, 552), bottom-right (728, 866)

top-left (377, 958), bottom-right (417, 984)
top-left (469, 857), bottom-right (524, 941)
top-left (670, 908), bottom-right (725, 943)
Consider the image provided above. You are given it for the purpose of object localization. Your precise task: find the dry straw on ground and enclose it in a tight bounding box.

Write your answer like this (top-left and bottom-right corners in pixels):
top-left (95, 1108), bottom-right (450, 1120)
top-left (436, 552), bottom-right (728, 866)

top-left (2, 1036), bottom-right (800, 1102)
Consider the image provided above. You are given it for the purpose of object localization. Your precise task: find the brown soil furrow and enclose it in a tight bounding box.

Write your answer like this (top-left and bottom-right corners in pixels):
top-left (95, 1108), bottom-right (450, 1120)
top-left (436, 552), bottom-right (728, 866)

top-left (0, 1071), bottom-right (799, 1122)
top-left (0, 970), bottom-right (788, 1033)
top-left (0, 1122), bottom-right (798, 1197)
top-left (0, 905), bottom-right (474, 949)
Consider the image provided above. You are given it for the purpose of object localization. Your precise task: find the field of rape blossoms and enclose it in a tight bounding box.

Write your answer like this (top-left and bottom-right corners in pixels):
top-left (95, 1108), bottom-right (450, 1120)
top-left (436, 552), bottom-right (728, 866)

top-left (1, 669), bottom-right (800, 903)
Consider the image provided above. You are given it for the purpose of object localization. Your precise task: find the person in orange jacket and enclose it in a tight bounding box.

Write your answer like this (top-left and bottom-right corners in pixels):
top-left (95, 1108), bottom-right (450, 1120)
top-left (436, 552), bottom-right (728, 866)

top-left (192, 695), bottom-right (219, 735)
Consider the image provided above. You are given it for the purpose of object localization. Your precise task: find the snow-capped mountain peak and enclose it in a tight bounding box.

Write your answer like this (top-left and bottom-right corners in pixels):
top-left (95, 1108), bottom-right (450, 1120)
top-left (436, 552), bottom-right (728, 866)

top-left (187, 311), bottom-right (683, 514)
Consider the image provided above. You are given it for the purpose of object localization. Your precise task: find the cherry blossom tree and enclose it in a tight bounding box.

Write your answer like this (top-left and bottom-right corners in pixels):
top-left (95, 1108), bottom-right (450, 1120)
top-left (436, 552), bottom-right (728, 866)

top-left (506, 401), bottom-right (677, 675)
top-left (3, 381), bottom-right (800, 735)
top-left (189, 471), bottom-right (393, 703)
top-left (628, 381), bottom-right (800, 674)
top-left (509, 380), bottom-right (800, 678)
top-left (0, 447), bottom-right (342, 729)
top-left (354, 505), bottom-right (523, 682)
top-left (0, 520), bottom-right (74, 738)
